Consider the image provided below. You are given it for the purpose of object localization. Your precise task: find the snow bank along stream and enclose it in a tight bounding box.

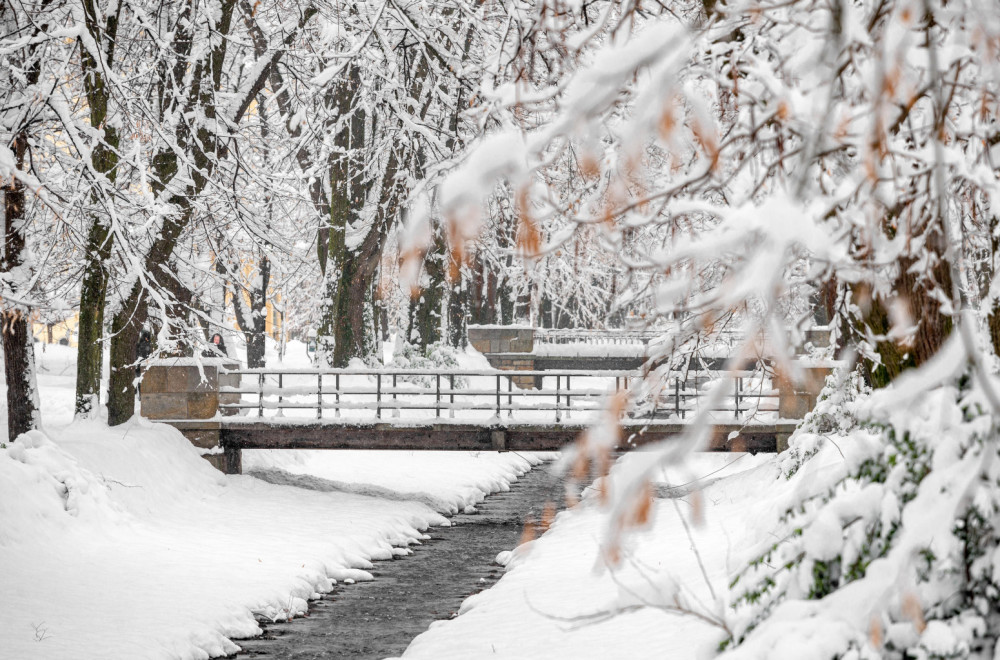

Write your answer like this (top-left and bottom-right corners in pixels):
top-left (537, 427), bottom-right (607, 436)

top-left (235, 460), bottom-right (567, 659)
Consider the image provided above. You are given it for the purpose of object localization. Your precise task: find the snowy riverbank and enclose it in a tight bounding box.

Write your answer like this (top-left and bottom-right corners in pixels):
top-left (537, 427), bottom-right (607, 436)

top-left (1, 343), bottom-right (546, 659)
top-left (0, 420), bottom-right (540, 659)
top-left (396, 452), bottom-right (778, 659)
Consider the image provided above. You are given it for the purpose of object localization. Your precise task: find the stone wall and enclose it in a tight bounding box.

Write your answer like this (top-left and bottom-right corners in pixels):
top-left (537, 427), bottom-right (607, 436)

top-left (777, 364), bottom-right (832, 420)
top-left (140, 360), bottom-right (240, 420)
top-left (467, 325), bottom-right (534, 354)
top-left (139, 359), bottom-right (240, 472)
top-left (468, 326), bottom-right (538, 388)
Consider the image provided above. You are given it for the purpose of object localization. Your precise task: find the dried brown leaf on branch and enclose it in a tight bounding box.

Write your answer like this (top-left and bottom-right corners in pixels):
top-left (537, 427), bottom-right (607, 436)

top-left (516, 186), bottom-right (541, 258)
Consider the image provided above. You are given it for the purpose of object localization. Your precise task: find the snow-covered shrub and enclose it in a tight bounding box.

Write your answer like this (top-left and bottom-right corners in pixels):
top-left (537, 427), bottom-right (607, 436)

top-left (781, 368), bottom-right (871, 479)
top-left (385, 342), bottom-right (468, 387)
top-left (723, 376), bottom-right (1000, 659)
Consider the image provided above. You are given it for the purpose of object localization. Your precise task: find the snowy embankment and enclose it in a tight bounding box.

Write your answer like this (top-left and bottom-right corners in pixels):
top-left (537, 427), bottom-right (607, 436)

top-left (397, 452), bottom-right (778, 659)
top-left (1, 343), bottom-right (541, 659)
top-left (245, 449), bottom-right (546, 514)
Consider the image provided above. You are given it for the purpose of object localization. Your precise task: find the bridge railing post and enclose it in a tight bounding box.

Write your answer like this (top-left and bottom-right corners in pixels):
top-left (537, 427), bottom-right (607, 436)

top-left (507, 376), bottom-right (513, 418)
top-left (566, 375), bottom-right (571, 419)
top-left (449, 374), bottom-right (455, 419)
top-left (335, 374), bottom-right (340, 418)
top-left (555, 375), bottom-right (561, 423)
top-left (276, 373), bottom-right (284, 418)
top-left (258, 372), bottom-right (264, 418)
top-left (735, 376), bottom-right (741, 417)
top-left (495, 374), bottom-right (501, 418)
top-left (435, 374), bottom-right (440, 418)
top-left (393, 374), bottom-right (399, 418)
top-left (376, 373), bottom-right (382, 419)
top-left (317, 374), bottom-right (322, 420)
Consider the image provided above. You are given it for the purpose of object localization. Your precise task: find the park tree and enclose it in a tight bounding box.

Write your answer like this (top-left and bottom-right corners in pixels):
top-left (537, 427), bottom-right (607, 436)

top-left (418, 0), bottom-right (1000, 653)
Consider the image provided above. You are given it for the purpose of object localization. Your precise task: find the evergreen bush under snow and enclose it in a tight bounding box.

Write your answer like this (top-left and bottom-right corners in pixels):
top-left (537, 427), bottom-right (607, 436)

top-left (722, 372), bottom-right (1000, 659)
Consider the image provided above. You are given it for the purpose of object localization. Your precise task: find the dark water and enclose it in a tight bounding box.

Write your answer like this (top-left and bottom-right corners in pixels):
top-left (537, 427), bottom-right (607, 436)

top-left (234, 462), bottom-right (567, 660)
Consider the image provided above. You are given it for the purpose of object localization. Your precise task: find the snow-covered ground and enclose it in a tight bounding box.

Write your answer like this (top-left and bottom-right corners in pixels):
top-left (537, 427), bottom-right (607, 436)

top-left (396, 452), bottom-right (778, 659)
top-left (2, 339), bottom-right (798, 660)
top-left (0, 342), bottom-right (543, 659)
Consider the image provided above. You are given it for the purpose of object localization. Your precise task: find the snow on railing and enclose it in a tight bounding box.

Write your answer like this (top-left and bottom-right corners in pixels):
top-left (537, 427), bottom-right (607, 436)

top-left (533, 329), bottom-right (662, 345)
top-left (532, 328), bottom-right (746, 348)
top-left (218, 367), bottom-right (777, 424)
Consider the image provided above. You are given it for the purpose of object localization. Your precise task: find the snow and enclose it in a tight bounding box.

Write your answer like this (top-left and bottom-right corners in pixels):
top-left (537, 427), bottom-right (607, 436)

top-left (10, 340), bottom-right (956, 660)
top-left (0, 344), bottom-right (545, 659)
top-left (396, 452), bottom-right (776, 660)
top-left (244, 449), bottom-right (548, 515)
top-left (532, 343), bottom-right (648, 357)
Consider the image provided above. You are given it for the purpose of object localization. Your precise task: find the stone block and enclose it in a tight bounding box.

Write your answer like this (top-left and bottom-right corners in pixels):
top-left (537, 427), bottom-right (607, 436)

top-left (470, 339), bottom-right (491, 353)
top-left (187, 365), bottom-right (218, 392)
top-left (141, 366), bottom-right (169, 394)
top-left (179, 427), bottom-right (220, 449)
top-left (187, 392), bottom-right (220, 419)
top-left (513, 375), bottom-right (537, 390)
top-left (219, 372), bottom-right (241, 389)
top-left (202, 454), bottom-right (227, 472)
top-left (777, 365), bottom-right (832, 419)
top-left (140, 393), bottom-right (188, 419)
top-left (727, 434), bottom-right (748, 452)
top-left (491, 430), bottom-right (507, 451)
top-left (165, 366), bottom-right (190, 393)
top-left (490, 339), bottom-right (500, 353)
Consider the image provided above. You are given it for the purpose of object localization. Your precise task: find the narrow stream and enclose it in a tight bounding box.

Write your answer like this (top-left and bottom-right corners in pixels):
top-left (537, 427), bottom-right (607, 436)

top-left (234, 461), bottom-right (567, 659)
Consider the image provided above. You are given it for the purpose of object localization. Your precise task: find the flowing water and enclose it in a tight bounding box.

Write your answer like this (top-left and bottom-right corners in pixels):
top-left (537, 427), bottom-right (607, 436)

top-left (234, 462), bottom-right (567, 659)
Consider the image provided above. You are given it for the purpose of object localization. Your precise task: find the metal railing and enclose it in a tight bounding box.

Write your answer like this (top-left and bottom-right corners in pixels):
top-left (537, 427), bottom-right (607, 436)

top-left (218, 368), bottom-right (778, 423)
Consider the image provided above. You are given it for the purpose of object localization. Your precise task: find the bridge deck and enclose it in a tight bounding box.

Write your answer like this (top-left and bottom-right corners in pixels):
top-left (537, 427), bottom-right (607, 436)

top-left (171, 419), bottom-right (798, 474)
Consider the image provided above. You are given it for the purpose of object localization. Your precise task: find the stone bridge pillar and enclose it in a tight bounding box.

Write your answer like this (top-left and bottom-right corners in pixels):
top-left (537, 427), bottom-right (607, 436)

top-left (467, 325), bottom-right (539, 388)
top-left (139, 359), bottom-right (240, 472)
top-left (775, 363), bottom-right (833, 451)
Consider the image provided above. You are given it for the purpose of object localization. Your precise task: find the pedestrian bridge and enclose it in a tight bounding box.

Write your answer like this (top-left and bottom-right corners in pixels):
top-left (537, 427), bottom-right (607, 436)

top-left (140, 360), bottom-right (820, 474)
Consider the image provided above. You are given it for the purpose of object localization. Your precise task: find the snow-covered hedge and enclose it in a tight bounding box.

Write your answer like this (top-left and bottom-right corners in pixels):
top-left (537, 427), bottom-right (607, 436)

top-left (723, 375), bottom-right (1000, 659)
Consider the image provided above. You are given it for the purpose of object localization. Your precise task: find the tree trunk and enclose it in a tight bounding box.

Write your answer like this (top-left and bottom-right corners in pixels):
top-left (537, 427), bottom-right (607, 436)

top-left (410, 230), bottom-right (446, 348)
top-left (247, 255), bottom-right (270, 369)
top-left (447, 260), bottom-right (468, 348)
top-left (107, 201), bottom-right (191, 425)
top-left (2, 135), bottom-right (41, 439)
top-left (856, 254), bottom-right (953, 388)
top-left (2, 308), bottom-right (40, 441)
top-left (107, 0), bottom-right (239, 425)
top-left (75, 0), bottom-right (122, 417)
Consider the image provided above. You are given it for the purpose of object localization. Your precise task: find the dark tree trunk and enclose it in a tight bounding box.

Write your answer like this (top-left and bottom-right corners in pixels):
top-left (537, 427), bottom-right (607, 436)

top-left (75, 0), bottom-right (122, 417)
top-left (468, 254), bottom-right (493, 325)
top-left (447, 260), bottom-right (468, 348)
top-left (3, 134), bottom-right (40, 439)
top-left (107, 285), bottom-right (146, 426)
top-left (499, 272), bottom-right (514, 325)
top-left (247, 256), bottom-right (270, 369)
top-left (410, 230), bottom-right (446, 348)
top-left (108, 202), bottom-right (191, 426)
top-left (856, 255), bottom-right (953, 388)
top-left (2, 309), bottom-right (39, 441)
top-left (317, 64), bottom-right (368, 365)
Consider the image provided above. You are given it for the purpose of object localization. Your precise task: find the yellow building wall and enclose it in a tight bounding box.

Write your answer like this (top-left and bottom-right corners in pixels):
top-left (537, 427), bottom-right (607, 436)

top-left (32, 311), bottom-right (79, 347)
